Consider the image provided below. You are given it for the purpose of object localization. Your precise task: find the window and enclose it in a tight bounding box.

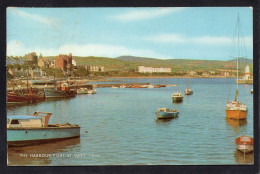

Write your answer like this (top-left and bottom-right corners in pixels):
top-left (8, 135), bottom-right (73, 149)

top-left (10, 119), bottom-right (19, 124)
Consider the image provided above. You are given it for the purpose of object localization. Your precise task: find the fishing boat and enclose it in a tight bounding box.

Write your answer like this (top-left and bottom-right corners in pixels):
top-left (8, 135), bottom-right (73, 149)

top-left (225, 14), bottom-right (248, 120)
top-left (44, 83), bottom-right (76, 98)
top-left (172, 92), bottom-right (183, 102)
top-left (184, 79), bottom-right (193, 95)
top-left (235, 135), bottom-right (253, 153)
top-left (155, 108), bottom-right (179, 119)
top-left (7, 111), bottom-right (80, 147)
top-left (7, 92), bottom-right (31, 104)
top-left (7, 87), bottom-right (45, 104)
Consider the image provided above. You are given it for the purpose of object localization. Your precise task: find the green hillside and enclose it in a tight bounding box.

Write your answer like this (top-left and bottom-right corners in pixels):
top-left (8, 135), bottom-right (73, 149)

top-left (44, 55), bottom-right (253, 72)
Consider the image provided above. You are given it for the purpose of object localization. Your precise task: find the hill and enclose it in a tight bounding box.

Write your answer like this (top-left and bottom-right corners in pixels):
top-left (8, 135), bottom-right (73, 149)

top-left (44, 55), bottom-right (253, 72)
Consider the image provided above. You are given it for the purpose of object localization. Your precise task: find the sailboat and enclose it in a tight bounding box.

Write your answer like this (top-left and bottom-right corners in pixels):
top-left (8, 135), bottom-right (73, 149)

top-left (184, 79), bottom-right (193, 95)
top-left (225, 14), bottom-right (248, 120)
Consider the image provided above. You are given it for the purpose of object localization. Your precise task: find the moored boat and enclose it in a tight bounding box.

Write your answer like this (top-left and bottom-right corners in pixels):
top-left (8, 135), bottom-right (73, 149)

top-left (44, 88), bottom-right (76, 98)
top-left (235, 135), bottom-right (253, 153)
top-left (155, 108), bottom-right (179, 119)
top-left (77, 88), bottom-right (89, 94)
top-left (251, 89), bottom-right (253, 94)
top-left (184, 79), bottom-right (193, 95)
top-left (172, 92), bottom-right (183, 102)
top-left (7, 92), bottom-right (31, 104)
top-left (7, 112), bottom-right (80, 147)
top-left (225, 14), bottom-right (248, 120)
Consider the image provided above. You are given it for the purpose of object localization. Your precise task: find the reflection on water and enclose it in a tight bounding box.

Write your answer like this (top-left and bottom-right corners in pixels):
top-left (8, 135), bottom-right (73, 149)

top-left (155, 118), bottom-right (176, 124)
top-left (8, 138), bottom-right (80, 166)
top-left (234, 150), bottom-right (254, 164)
top-left (172, 100), bottom-right (183, 104)
top-left (226, 118), bottom-right (247, 133)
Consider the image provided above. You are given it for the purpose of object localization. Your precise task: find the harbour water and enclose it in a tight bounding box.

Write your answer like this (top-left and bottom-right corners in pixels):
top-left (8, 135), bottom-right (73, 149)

top-left (7, 78), bottom-right (253, 165)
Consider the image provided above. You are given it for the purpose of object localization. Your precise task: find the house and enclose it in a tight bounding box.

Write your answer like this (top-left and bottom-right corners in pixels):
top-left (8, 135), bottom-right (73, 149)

top-left (38, 58), bottom-right (50, 68)
top-left (55, 53), bottom-right (73, 72)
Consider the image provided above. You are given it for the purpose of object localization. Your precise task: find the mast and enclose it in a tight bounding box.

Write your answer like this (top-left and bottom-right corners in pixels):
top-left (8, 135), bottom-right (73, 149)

top-left (235, 14), bottom-right (240, 101)
top-left (236, 14), bottom-right (240, 91)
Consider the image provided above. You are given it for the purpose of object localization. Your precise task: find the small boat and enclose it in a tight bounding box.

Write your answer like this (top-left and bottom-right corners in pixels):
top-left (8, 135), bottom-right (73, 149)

top-left (184, 79), bottom-right (193, 95)
top-left (251, 89), bottom-right (253, 94)
top-left (147, 85), bottom-right (155, 88)
top-left (7, 111), bottom-right (80, 147)
top-left (87, 89), bottom-right (97, 94)
top-left (155, 108), bottom-right (179, 119)
top-left (77, 88), bottom-right (89, 94)
top-left (235, 135), bottom-right (253, 153)
top-left (172, 92), bottom-right (183, 102)
top-left (226, 100), bottom-right (248, 119)
top-left (120, 85), bottom-right (126, 88)
top-left (112, 86), bottom-right (119, 88)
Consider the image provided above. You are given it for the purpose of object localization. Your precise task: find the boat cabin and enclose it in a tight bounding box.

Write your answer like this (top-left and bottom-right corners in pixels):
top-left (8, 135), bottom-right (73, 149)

top-left (172, 93), bottom-right (183, 97)
top-left (7, 112), bottom-right (52, 128)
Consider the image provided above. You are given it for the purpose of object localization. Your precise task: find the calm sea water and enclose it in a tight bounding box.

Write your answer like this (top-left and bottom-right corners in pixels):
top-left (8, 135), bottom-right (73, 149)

top-left (7, 78), bottom-right (254, 166)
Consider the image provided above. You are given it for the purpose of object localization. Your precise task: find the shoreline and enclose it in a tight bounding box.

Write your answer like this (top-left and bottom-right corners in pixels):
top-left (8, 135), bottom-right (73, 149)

top-left (107, 76), bottom-right (237, 79)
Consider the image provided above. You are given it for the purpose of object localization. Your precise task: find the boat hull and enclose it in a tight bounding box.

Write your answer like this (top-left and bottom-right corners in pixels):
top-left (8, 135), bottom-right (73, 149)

top-left (7, 92), bottom-right (31, 104)
top-left (44, 88), bottom-right (75, 98)
top-left (172, 96), bottom-right (183, 102)
top-left (7, 127), bottom-right (80, 147)
top-left (236, 144), bottom-right (254, 153)
top-left (156, 111), bottom-right (179, 119)
top-left (225, 110), bottom-right (247, 120)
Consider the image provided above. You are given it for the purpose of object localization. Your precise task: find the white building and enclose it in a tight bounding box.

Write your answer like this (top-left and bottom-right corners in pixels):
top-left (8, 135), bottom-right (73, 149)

top-left (138, 66), bottom-right (171, 73)
top-left (244, 65), bottom-right (251, 79)
top-left (72, 59), bottom-right (77, 66)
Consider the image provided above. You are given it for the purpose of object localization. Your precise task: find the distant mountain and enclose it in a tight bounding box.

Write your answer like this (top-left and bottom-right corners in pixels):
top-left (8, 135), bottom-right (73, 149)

top-left (229, 57), bottom-right (253, 64)
top-left (116, 55), bottom-right (158, 61)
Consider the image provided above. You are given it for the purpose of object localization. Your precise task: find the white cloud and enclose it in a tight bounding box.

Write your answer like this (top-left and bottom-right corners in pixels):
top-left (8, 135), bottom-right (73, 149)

top-left (111, 7), bottom-right (185, 22)
top-left (8, 8), bottom-right (58, 28)
top-left (7, 41), bottom-right (170, 59)
top-left (145, 33), bottom-right (253, 47)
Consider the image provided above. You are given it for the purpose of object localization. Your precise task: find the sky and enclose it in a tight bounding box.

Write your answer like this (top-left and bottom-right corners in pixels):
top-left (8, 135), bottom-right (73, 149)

top-left (6, 7), bottom-right (253, 60)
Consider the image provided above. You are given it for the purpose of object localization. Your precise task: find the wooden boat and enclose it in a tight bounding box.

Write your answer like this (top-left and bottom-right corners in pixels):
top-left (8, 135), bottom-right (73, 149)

top-left (7, 88), bottom-right (45, 104)
top-left (7, 92), bottom-right (31, 104)
top-left (172, 92), bottom-right (183, 102)
top-left (44, 83), bottom-right (76, 98)
top-left (251, 89), bottom-right (253, 94)
top-left (184, 79), bottom-right (193, 95)
top-left (44, 88), bottom-right (76, 98)
top-left (225, 14), bottom-right (248, 120)
top-left (235, 135), bottom-right (253, 153)
top-left (155, 108), bottom-right (179, 119)
top-left (7, 112), bottom-right (80, 147)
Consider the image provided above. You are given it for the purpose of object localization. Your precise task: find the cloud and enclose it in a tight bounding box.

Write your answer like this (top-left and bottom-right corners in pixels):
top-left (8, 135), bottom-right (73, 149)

top-left (111, 7), bottom-right (185, 22)
top-left (7, 8), bottom-right (58, 28)
top-left (145, 33), bottom-right (253, 46)
top-left (7, 41), bottom-right (171, 59)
